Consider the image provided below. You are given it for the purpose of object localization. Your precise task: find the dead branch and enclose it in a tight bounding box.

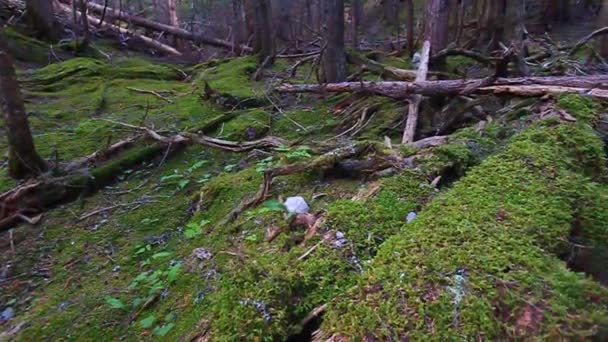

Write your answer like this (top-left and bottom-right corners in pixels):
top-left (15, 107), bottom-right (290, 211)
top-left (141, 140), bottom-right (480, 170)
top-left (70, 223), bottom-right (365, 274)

top-left (126, 87), bottom-right (174, 103)
top-left (402, 40), bottom-right (431, 143)
top-left (570, 26), bottom-right (608, 57)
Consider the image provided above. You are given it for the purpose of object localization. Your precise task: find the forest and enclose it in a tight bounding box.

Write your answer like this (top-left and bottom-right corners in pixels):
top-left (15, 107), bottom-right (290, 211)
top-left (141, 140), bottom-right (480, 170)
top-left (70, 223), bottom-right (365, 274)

top-left (0, 0), bottom-right (607, 340)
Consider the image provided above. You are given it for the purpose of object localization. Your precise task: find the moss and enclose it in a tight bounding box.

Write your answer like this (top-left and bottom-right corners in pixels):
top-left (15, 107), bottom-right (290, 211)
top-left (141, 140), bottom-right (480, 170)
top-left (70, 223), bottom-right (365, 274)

top-left (194, 56), bottom-right (259, 99)
top-left (23, 57), bottom-right (183, 92)
top-left (0, 27), bottom-right (54, 64)
top-left (321, 120), bottom-right (608, 340)
top-left (557, 94), bottom-right (598, 122)
top-left (216, 109), bottom-right (271, 140)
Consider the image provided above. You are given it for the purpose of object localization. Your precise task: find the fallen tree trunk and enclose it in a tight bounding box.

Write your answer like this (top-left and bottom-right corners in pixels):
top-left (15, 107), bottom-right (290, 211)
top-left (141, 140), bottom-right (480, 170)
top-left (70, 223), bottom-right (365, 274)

top-left (83, 1), bottom-right (252, 52)
top-left (55, 1), bottom-right (182, 56)
top-left (276, 75), bottom-right (608, 99)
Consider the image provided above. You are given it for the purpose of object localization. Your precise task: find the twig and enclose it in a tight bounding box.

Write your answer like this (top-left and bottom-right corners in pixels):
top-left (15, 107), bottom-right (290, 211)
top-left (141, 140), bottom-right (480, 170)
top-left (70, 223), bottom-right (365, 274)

top-left (263, 92), bottom-right (307, 131)
top-left (298, 240), bottom-right (323, 261)
top-left (126, 87), bottom-right (173, 103)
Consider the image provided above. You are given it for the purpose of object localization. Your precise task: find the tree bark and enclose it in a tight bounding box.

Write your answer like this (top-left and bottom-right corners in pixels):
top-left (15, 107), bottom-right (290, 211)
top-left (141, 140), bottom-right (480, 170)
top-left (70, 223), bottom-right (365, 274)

top-left (599, 0), bottom-right (608, 58)
top-left (231, 0), bottom-right (245, 55)
top-left (78, 0), bottom-right (91, 49)
top-left (405, 0), bottom-right (414, 55)
top-left (505, 0), bottom-right (529, 76)
top-left (25, 0), bottom-right (60, 41)
top-left (0, 44), bottom-right (47, 179)
top-left (352, 0), bottom-right (363, 48)
top-left (425, 0), bottom-right (449, 53)
top-left (253, 0), bottom-right (275, 65)
top-left (321, 0), bottom-right (346, 83)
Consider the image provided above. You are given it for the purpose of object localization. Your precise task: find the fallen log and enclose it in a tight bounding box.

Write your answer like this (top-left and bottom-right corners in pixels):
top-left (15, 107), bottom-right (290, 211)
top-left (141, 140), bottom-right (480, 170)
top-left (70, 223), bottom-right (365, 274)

top-left (55, 2), bottom-right (182, 56)
top-left (83, 1), bottom-right (252, 53)
top-left (276, 75), bottom-right (608, 100)
top-left (403, 40), bottom-right (431, 143)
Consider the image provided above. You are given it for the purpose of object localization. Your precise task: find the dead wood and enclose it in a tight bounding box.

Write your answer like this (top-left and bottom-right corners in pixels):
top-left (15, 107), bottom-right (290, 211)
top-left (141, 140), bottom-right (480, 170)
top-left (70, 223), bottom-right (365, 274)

top-left (570, 26), bottom-right (608, 57)
top-left (82, 1), bottom-right (252, 52)
top-left (276, 75), bottom-right (608, 100)
top-left (402, 40), bottom-right (431, 143)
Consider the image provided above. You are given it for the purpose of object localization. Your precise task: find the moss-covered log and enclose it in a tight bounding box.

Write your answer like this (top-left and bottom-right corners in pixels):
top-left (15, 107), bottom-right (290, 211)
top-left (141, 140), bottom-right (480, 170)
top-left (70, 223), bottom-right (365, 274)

top-left (319, 104), bottom-right (608, 340)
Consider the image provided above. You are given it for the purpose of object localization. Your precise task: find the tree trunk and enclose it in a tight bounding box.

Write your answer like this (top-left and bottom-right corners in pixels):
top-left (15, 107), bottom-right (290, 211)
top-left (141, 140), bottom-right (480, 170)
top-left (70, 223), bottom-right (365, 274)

top-left (231, 0), bottom-right (245, 55)
top-left (154, 0), bottom-right (183, 48)
top-left (25, 0), bottom-right (60, 41)
top-left (253, 0), bottom-right (275, 65)
top-left (405, 0), bottom-right (414, 55)
top-left (321, 0), bottom-right (346, 83)
top-left (79, 0), bottom-right (91, 49)
top-left (275, 0), bottom-right (292, 44)
top-left (425, 0), bottom-right (449, 53)
top-left (0, 45), bottom-right (47, 179)
top-left (352, 0), bottom-right (363, 48)
top-left (599, 0), bottom-right (608, 58)
top-left (505, 0), bottom-right (529, 76)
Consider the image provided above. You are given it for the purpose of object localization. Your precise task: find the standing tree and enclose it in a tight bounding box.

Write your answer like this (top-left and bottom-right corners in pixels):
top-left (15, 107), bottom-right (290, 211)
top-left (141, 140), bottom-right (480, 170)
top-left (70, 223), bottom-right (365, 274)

top-left (155, 0), bottom-right (182, 48)
top-left (253, 0), bottom-right (275, 66)
top-left (231, 0), bottom-right (246, 55)
top-left (505, 0), bottom-right (530, 76)
top-left (352, 0), bottom-right (363, 48)
top-left (600, 0), bottom-right (608, 58)
top-left (78, 0), bottom-right (92, 49)
top-left (0, 41), bottom-right (47, 179)
top-left (405, 0), bottom-right (414, 55)
top-left (25, 0), bottom-right (60, 41)
top-left (425, 0), bottom-right (450, 53)
top-left (321, 0), bottom-right (346, 83)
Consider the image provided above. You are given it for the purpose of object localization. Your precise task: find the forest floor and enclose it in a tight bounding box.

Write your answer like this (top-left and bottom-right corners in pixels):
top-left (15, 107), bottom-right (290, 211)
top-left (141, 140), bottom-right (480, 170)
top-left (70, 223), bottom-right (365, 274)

top-left (0, 25), bottom-right (607, 341)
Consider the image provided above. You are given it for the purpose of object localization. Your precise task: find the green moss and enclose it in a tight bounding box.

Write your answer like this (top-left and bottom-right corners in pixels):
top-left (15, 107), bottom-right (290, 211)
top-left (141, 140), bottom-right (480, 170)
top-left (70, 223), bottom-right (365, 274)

top-left (557, 94), bottom-right (597, 122)
top-left (216, 109), bottom-right (271, 140)
top-left (321, 120), bottom-right (608, 340)
top-left (0, 27), bottom-right (54, 64)
top-left (194, 56), bottom-right (258, 99)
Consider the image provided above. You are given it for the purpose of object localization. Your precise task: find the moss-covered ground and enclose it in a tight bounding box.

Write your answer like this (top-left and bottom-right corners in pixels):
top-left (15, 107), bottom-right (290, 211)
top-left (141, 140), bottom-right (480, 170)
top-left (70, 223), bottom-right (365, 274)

top-left (0, 32), bottom-right (607, 341)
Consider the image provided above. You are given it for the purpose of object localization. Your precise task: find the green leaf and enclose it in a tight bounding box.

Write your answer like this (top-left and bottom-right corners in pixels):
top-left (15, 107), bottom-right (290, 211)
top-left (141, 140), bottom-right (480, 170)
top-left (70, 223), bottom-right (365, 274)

top-left (152, 252), bottom-right (173, 259)
top-left (104, 296), bottom-right (125, 309)
top-left (160, 174), bottom-right (183, 182)
top-left (153, 323), bottom-right (175, 336)
top-left (184, 222), bottom-right (203, 239)
top-left (188, 160), bottom-right (208, 172)
top-left (261, 199), bottom-right (286, 212)
top-left (139, 315), bottom-right (156, 329)
top-left (178, 179), bottom-right (191, 189)
top-left (223, 164), bottom-right (237, 172)
top-left (245, 234), bottom-right (259, 242)
top-left (167, 264), bottom-right (182, 283)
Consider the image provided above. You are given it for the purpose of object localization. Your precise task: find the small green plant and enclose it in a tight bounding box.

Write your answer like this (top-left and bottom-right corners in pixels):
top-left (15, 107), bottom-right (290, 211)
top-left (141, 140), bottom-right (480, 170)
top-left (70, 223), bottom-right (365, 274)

top-left (283, 145), bottom-right (312, 162)
top-left (183, 219), bottom-right (210, 239)
top-left (255, 156), bottom-right (275, 173)
top-left (104, 296), bottom-right (126, 310)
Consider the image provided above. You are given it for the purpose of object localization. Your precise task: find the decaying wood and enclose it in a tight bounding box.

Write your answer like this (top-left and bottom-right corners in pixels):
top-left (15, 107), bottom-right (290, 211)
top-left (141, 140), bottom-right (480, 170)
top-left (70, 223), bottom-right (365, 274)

top-left (402, 40), bottom-right (431, 143)
top-left (81, 1), bottom-right (252, 52)
top-left (55, 1), bottom-right (182, 56)
top-left (570, 26), bottom-right (608, 56)
top-left (409, 135), bottom-right (449, 149)
top-left (277, 75), bottom-right (608, 99)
